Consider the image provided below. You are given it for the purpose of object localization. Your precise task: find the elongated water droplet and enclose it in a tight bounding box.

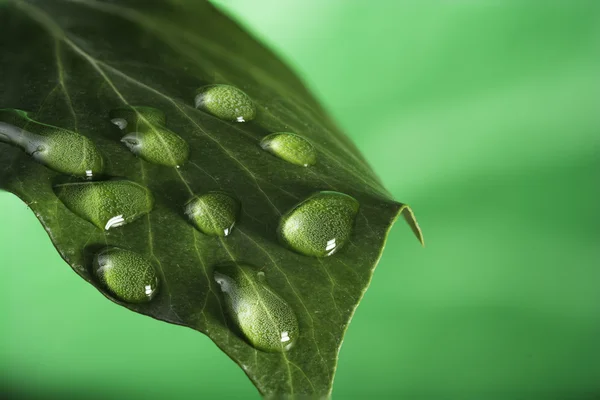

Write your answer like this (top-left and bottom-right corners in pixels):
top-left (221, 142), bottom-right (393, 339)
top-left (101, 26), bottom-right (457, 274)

top-left (194, 85), bottom-right (256, 122)
top-left (54, 180), bottom-right (154, 230)
top-left (260, 132), bottom-right (316, 167)
top-left (94, 247), bottom-right (159, 303)
top-left (278, 191), bottom-right (359, 257)
top-left (109, 107), bottom-right (189, 167)
top-left (184, 192), bottom-right (239, 237)
top-left (0, 109), bottom-right (103, 177)
top-left (214, 264), bottom-right (299, 352)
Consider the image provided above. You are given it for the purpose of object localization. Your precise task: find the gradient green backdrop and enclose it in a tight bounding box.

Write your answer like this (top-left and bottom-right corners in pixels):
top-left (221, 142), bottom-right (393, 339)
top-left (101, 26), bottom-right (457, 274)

top-left (2, 1), bottom-right (599, 399)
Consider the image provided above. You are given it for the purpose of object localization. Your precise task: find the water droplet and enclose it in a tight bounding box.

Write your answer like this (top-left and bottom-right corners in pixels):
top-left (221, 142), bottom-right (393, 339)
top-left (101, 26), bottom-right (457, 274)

top-left (194, 85), bottom-right (256, 122)
top-left (214, 264), bottom-right (298, 352)
top-left (109, 107), bottom-right (189, 167)
top-left (54, 180), bottom-right (154, 230)
top-left (110, 106), bottom-right (166, 127)
top-left (184, 192), bottom-right (239, 237)
top-left (260, 132), bottom-right (317, 167)
top-left (94, 247), bottom-right (159, 303)
top-left (0, 109), bottom-right (104, 177)
top-left (278, 191), bottom-right (359, 257)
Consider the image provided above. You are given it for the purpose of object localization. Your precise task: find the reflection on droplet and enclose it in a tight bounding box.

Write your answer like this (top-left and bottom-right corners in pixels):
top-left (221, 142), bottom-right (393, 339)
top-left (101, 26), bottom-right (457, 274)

top-left (0, 109), bottom-right (104, 177)
top-left (104, 215), bottom-right (125, 230)
top-left (109, 107), bottom-right (189, 167)
top-left (54, 180), bottom-right (154, 230)
top-left (94, 247), bottom-right (159, 303)
top-left (110, 118), bottom-right (128, 131)
top-left (278, 191), bottom-right (359, 257)
top-left (325, 239), bottom-right (336, 252)
top-left (184, 192), bottom-right (239, 237)
top-left (194, 85), bottom-right (256, 122)
top-left (260, 132), bottom-right (316, 167)
top-left (214, 264), bottom-right (299, 352)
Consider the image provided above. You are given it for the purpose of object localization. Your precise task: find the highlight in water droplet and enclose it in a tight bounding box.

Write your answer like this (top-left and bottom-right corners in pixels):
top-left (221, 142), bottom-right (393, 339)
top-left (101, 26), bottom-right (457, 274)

top-left (105, 215), bottom-right (125, 230)
top-left (109, 106), bottom-right (189, 167)
top-left (54, 180), bottom-right (154, 230)
top-left (184, 192), bottom-right (239, 237)
top-left (94, 247), bottom-right (159, 303)
top-left (278, 191), bottom-right (359, 257)
top-left (214, 264), bottom-right (299, 352)
top-left (194, 85), bottom-right (256, 122)
top-left (0, 109), bottom-right (104, 177)
top-left (260, 132), bottom-right (317, 167)
top-left (110, 118), bottom-right (128, 131)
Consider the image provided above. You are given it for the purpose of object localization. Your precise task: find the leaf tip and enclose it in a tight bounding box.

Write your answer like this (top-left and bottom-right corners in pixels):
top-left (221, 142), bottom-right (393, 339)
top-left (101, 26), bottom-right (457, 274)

top-left (398, 204), bottom-right (425, 247)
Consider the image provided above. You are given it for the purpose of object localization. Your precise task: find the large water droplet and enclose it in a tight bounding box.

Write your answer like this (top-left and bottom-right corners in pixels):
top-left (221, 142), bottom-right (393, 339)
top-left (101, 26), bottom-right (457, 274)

top-left (94, 247), bottom-right (159, 303)
top-left (214, 264), bottom-right (299, 352)
top-left (194, 85), bottom-right (255, 122)
top-left (109, 106), bottom-right (189, 167)
top-left (278, 191), bottom-right (359, 257)
top-left (54, 180), bottom-right (154, 230)
top-left (184, 192), bottom-right (239, 237)
top-left (260, 132), bottom-right (316, 167)
top-left (0, 109), bottom-right (103, 177)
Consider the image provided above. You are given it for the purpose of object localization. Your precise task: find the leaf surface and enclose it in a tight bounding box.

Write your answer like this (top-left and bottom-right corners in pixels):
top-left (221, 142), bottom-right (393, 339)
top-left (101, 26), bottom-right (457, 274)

top-left (0, 0), bottom-right (422, 397)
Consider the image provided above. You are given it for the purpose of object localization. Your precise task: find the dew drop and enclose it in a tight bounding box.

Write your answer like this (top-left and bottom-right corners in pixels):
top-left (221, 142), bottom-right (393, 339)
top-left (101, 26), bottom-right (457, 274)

top-left (214, 264), bottom-right (299, 352)
top-left (260, 132), bottom-right (316, 167)
top-left (110, 106), bottom-right (166, 127)
top-left (184, 192), bottom-right (239, 237)
top-left (278, 191), bottom-right (359, 257)
top-left (109, 107), bottom-right (189, 167)
top-left (194, 85), bottom-right (256, 122)
top-left (54, 180), bottom-right (154, 230)
top-left (94, 247), bottom-right (159, 303)
top-left (0, 109), bottom-right (104, 177)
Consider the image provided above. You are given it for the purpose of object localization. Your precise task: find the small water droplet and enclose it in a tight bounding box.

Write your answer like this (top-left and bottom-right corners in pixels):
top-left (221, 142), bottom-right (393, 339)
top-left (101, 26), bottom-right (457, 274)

top-left (184, 192), bottom-right (239, 237)
top-left (54, 180), bottom-right (154, 230)
top-left (94, 247), bottom-right (159, 303)
top-left (109, 107), bottom-right (189, 167)
top-left (260, 132), bottom-right (317, 167)
top-left (278, 191), bottom-right (359, 257)
top-left (194, 85), bottom-right (256, 122)
top-left (0, 109), bottom-right (104, 177)
top-left (214, 264), bottom-right (298, 352)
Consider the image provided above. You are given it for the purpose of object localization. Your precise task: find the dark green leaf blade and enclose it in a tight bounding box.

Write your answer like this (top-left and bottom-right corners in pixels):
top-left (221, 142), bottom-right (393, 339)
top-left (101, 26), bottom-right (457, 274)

top-left (0, 0), bottom-right (422, 397)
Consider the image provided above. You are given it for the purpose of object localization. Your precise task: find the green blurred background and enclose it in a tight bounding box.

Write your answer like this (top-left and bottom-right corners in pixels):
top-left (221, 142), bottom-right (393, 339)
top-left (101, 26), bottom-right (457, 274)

top-left (2, 1), bottom-right (599, 399)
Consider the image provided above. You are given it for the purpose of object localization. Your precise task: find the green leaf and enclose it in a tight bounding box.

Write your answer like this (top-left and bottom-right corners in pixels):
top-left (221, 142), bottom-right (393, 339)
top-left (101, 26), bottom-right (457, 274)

top-left (0, 0), bottom-right (423, 397)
